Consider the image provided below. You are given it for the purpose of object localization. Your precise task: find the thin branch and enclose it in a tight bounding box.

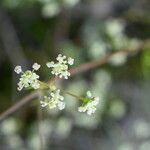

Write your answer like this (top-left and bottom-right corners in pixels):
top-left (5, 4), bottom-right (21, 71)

top-left (0, 92), bottom-right (39, 122)
top-left (70, 48), bottom-right (144, 76)
top-left (0, 41), bottom-right (148, 122)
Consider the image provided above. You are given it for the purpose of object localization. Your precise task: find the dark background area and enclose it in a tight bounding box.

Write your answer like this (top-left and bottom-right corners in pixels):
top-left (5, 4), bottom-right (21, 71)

top-left (0, 0), bottom-right (150, 150)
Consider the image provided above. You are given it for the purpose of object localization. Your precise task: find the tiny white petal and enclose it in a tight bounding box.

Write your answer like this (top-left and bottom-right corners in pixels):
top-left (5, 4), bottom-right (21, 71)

top-left (87, 91), bottom-right (92, 98)
top-left (78, 107), bottom-right (83, 112)
top-left (65, 76), bottom-right (68, 79)
top-left (78, 106), bottom-right (86, 112)
top-left (47, 54), bottom-right (74, 79)
top-left (58, 102), bottom-right (65, 110)
top-left (59, 75), bottom-right (62, 78)
top-left (68, 57), bottom-right (74, 65)
top-left (94, 97), bottom-right (100, 101)
top-left (32, 63), bottom-right (41, 70)
top-left (17, 82), bottom-right (24, 91)
top-left (40, 101), bottom-right (48, 107)
top-left (32, 82), bottom-right (40, 89)
top-left (93, 97), bottom-right (99, 105)
top-left (60, 96), bottom-right (64, 100)
top-left (87, 108), bottom-right (94, 115)
top-left (17, 86), bottom-right (23, 91)
top-left (57, 54), bottom-right (62, 58)
top-left (46, 61), bottom-right (54, 68)
top-left (14, 66), bottom-right (22, 74)
top-left (87, 111), bottom-right (92, 115)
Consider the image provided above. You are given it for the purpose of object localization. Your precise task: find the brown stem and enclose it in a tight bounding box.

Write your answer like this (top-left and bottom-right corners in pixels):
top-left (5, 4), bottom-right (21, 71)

top-left (0, 91), bottom-right (40, 122)
top-left (0, 40), bottom-right (148, 122)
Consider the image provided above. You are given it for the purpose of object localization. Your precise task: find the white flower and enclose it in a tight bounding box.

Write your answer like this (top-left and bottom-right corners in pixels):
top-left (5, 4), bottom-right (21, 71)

top-left (40, 89), bottom-right (65, 110)
top-left (14, 66), bottom-right (22, 74)
top-left (56, 54), bottom-right (67, 63)
top-left (57, 101), bottom-right (65, 110)
top-left (78, 91), bottom-right (100, 115)
top-left (46, 54), bottom-right (74, 79)
top-left (32, 63), bottom-right (41, 70)
top-left (68, 57), bottom-right (74, 65)
top-left (17, 82), bottom-right (24, 91)
top-left (17, 71), bottom-right (40, 90)
top-left (46, 61), bottom-right (54, 68)
top-left (87, 91), bottom-right (92, 97)
top-left (14, 63), bottom-right (40, 91)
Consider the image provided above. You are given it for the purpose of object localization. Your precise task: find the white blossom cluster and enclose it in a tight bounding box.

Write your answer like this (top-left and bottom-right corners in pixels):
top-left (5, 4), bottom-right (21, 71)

top-left (78, 91), bottom-right (99, 115)
top-left (46, 54), bottom-right (74, 79)
top-left (14, 55), bottom-right (100, 116)
top-left (40, 89), bottom-right (65, 110)
top-left (14, 63), bottom-right (41, 91)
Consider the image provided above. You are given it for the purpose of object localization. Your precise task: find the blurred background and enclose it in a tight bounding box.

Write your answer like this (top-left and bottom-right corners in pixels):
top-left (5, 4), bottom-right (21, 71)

top-left (0, 0), bottom-right (150, 150)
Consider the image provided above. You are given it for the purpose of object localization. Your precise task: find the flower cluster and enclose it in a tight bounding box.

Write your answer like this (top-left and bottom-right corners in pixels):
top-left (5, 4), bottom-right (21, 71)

top-left (46, 54), bottom-right (74, 79)
top-left (78, 91), bottom-right (99, 115)
top-left (15, 54), bottom-right (100, 116)
top-left (14, 63), bottom-right (41, 91)
top-left (40, 89), bottom-right (65, 110)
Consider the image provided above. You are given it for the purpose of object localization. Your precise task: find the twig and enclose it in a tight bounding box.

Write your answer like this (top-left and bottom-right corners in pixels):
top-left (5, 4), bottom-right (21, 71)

top-left (0, 41), bottom-right (148, 122)
top-left (70, 48), bottom-right (143, 76)
top-left (0, 92), bottom-right (39, 122)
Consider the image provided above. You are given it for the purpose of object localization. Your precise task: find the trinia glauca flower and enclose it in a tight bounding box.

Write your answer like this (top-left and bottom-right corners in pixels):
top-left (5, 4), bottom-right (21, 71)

top-left (40, 89), bottom-right (65, 110)
top-left (78, 91), bottom-right (100, 115)
top-left (14, 63), bottom-right (41, 91)
top-left (14, 55), bottom-right (100, 115)
top-left (46, 54), bottom-right (74, 79)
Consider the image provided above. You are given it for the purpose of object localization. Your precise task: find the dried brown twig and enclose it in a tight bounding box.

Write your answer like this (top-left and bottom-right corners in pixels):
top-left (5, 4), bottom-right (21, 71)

top-left (0, 41), bottom-right (147, 122)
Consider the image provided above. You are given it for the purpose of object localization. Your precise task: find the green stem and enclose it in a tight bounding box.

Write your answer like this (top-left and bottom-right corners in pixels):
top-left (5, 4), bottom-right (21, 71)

top-left (38, 80), bottom-right (84, 102)
top-left (63, 91), bottom-right (84, 101)
top-left (38, 81), bottom-right (50, 89)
